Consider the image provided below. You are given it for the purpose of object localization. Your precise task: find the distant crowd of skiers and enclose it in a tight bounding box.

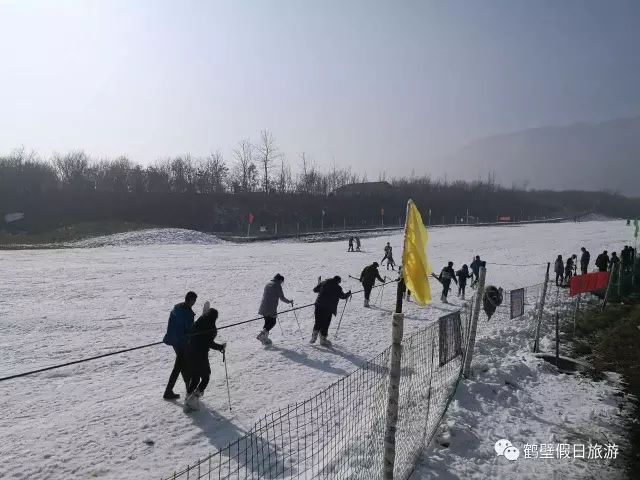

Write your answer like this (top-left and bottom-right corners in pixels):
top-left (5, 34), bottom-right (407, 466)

top-left (433, 255), bottom-right (485, 304)
top-left (554, 245), bottom-right (637, 287)
top-left (347, 236), bottom-right (362, 252)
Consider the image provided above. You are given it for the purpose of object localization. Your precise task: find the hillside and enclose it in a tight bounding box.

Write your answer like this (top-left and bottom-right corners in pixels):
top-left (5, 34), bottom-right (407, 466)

top-left (447, 117), bottom-right (640, 196)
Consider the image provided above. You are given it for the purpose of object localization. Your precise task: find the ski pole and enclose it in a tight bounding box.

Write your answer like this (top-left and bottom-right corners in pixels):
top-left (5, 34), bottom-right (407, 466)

top-left (277, 318), bottom-right (285, 337)
top-left (334, 296), bottom-right (350, 338)
top-left (222, 350), bottom-right (232, 412)
top-left (378, 278), bottom-right (387, 306)
top-left (291, 303), bottom-right (304, 340)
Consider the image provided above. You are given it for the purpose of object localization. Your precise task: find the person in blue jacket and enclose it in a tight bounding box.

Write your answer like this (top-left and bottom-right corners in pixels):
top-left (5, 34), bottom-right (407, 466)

top-left (162, 291), bottom-right (197, 400)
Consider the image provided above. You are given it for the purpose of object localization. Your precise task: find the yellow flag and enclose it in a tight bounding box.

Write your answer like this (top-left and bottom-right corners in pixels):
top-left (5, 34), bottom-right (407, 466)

top-left (402, 200), bottom-right (432, 305)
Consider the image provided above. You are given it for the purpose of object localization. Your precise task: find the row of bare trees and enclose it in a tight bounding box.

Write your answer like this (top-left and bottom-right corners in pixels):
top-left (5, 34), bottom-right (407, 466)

top-left (1, 131), bottom-right (366, 196)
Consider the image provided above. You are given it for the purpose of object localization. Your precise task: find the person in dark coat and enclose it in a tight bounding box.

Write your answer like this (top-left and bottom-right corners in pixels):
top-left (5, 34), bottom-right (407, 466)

top-left (256, 274), bottom-right (294, 346)
top-left (438, 261), bottom-right (458, 303)
top-left (360, 262), bottom-right (385, 307)
top-left (580, 247), bottom-right (590, 275)
top-left (355, 236), bottom-right (361, 252)
top-left (554, 255), bottom-right (564, 286)
top-left (595, 250), bottom-right (609, 272)
top-left (470, 256), bottom-right (482, 287)
top-left (609, 252), bottom-right (620, 270)
top-left (183, 307), bottom-right (226, 412)
top-left (311, 276), bottom-right (352, 347)
top-left (456, 264), bottom-right (472, 299)
top-left (162, 291), bottom-right (197, 400)
top-left (564, 256), bottom-right (575, 285)
top-left (348, 237), bottom-right (355, 252)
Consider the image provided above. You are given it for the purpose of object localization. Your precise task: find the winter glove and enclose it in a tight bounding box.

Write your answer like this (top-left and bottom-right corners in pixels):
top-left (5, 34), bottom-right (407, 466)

top-left (220, 342), bottom-right (227, 354)
top-left (290, 299), bottom-right (295, 306)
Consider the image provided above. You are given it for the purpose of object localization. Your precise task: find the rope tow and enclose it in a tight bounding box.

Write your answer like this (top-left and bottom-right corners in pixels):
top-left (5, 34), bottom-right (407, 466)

top-left (0, 278), bottom-right (399, 383)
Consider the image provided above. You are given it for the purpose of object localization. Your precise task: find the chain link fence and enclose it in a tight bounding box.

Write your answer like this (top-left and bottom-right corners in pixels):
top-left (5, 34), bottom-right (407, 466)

top-left (164, 281), bottom-right (551, 480)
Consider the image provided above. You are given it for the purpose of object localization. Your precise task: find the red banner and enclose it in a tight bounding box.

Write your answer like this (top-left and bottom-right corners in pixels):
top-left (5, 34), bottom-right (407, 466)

top-left (248, 213), bottom-right (255, 224)
top-left (569, 272), bottom-right (609, 297)
top-left (498, 216), bottom-right (511, 222)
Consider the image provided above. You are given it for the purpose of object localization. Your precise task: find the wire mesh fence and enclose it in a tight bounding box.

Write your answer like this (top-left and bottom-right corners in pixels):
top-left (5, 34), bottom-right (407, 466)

top-left (165, 301), bottom-right (475, 480)
top-left (163, 277), bottom-right (575, 480)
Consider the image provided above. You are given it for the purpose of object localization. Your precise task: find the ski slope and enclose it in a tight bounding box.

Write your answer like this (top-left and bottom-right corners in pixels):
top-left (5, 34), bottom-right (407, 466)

top-left (0, 220), bottom-right (633, 479)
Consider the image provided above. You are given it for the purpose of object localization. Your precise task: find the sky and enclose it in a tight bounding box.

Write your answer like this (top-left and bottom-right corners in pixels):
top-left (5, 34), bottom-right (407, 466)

top-left (1, 0), bottom-right (639, 179)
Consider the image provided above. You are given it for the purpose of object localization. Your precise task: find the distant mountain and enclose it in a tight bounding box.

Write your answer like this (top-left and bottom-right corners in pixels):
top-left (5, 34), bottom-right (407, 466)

top-left (446, 117), bottom-right (640, 197)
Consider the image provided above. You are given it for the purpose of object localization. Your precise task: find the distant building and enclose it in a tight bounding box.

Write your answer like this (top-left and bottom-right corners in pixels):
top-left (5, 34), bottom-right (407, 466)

top-left (333, 181), bottom-right (395, 197)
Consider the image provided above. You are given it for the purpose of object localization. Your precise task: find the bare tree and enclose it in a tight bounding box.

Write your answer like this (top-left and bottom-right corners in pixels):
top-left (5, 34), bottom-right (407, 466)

top-left (196, 151), bottom-right (228, 193)
top-left (53, 151), bottom-right (91, 189)
top-left (232, 139), bottom-right (258, 192)
top-left (255, 130), bottom-right (279, 194)
top-left (276, 155), bottom-right (292, 194)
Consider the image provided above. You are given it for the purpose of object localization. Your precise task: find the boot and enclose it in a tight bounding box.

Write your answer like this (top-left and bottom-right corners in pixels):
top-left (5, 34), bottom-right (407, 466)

top-left (184, 392), bottom-right (200, 412)
top-left (163, 391), bottom-right (180, 400)
top-left (364, 298), bottom-right (370, 307)
top-left (257, 329), bottom-right (272, 346)
top-left (310, 329), bottom-right (319, 344)
top-left (320, 335), bottom-right (332, 347)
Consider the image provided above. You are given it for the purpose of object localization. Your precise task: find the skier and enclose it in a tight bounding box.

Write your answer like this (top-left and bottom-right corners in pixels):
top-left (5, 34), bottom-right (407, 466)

top-left (609, 251), bottom-right (620, 270)
top-left (348, 237), bottom-right (355, 252)
top-left (381, 242), bottom-right (392, 266)
top-left (438, 261), bottom-right (457, 303)
top-left (554, 255), bottom-right (564, 286)
top-left (162, 291), bottom-right (197, 400)
top-left (470, 256), bottom-right (482, 287)
top-left (564, 256), bottom-right (575, 285)
top-left (360, 262), bottom-right (385, 307)
top-left (456, 264), bottom-right (472, 299)
top-left (310, 276), bottom-right (352, 347)
top-left (256, 274), bottom-right (294, 346)
top-left (595, 250), bottom-right (609, 272)
top-left (355, 236), bottom-right (361, 252)
top-left (183, 307), bottom-right (226, 412)
top-left (385, 250), bottom-right (396, 270)
top-left (580, 247), bottom-right (590, 275)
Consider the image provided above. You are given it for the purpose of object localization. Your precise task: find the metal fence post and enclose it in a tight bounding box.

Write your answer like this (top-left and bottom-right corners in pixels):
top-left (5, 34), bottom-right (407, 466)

top-left (463, 266), bottom-right (486, 378)
top-left (533, 263), bottom-right (550, 353)
top-left (602, 266), bottom-right (615, 311)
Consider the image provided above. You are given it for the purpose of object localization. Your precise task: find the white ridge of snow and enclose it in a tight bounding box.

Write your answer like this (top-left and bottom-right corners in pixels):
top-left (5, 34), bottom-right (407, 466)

top-left (63, 228), bottom-right (225, 248)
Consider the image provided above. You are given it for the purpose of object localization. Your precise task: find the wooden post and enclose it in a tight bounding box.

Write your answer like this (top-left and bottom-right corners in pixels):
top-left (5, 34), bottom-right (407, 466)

top-left (533, 263), bottom-right (550, 353)
top-left (274, 222), bottom-right (278, 235)
top-left (247, 223), bottom-right (251, 237)
top-left (383, 300), bottom-right (404, 479)
top-left (463, 266), bottom-right (486, 378)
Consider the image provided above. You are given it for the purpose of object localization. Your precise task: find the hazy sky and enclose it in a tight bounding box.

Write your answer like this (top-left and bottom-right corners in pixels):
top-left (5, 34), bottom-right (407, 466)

top-left (1, 0), bottom-right (639, 178)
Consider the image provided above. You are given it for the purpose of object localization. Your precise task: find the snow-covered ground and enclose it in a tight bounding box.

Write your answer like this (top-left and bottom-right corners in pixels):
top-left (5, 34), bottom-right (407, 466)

top-left (0, 220), bottom-right (634, 479)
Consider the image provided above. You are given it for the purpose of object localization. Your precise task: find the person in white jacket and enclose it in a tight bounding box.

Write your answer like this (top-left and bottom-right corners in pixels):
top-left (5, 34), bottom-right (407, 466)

top-left (256, 274), bottom-right (293, 346)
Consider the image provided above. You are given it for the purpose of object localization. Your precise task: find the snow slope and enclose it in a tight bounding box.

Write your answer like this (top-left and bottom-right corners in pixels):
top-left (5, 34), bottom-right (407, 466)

top-left (0, 220), bottom-right (633, 479)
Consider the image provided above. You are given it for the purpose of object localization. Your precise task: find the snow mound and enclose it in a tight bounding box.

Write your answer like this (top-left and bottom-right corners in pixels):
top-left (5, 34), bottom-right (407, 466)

top-left (64, 228), bottom-right (224, 248)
